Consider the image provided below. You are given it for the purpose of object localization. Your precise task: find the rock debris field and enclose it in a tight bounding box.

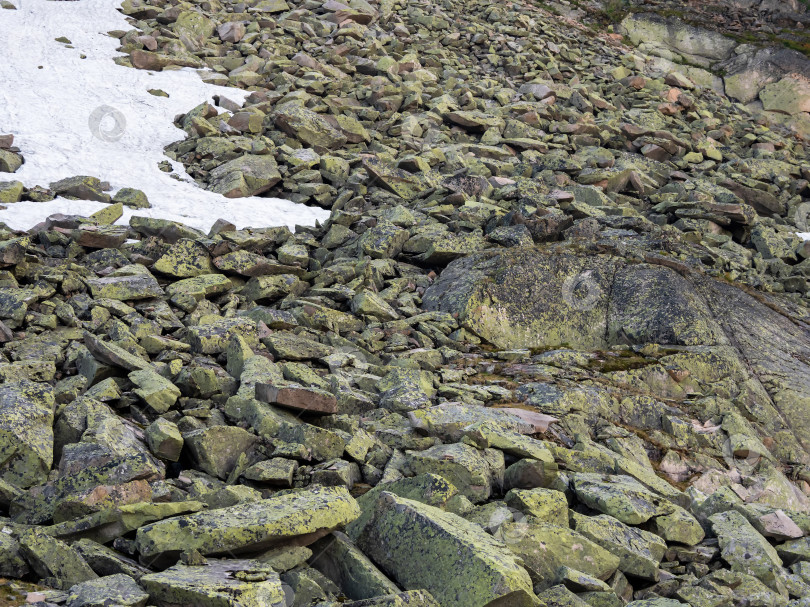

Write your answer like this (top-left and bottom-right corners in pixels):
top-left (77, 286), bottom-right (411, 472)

top-left (0, 0), bottom-right (810, 605)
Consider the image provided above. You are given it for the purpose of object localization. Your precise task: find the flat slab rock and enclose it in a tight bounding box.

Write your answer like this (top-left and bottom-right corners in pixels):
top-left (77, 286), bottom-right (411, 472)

top-left (255, 383), bottom-right (338, 414)
top-left (135, 486), bottom-right (360, 567)
top-left (141, 559), bottom-right (286, 607)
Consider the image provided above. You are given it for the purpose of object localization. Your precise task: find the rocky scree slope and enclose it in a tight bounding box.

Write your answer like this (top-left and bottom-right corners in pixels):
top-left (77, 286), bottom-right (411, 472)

top-left (3, 0), bottom-right (810, 606)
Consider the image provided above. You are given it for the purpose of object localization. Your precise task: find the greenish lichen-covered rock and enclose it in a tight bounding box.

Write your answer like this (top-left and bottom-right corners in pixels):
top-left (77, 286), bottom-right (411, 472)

top-left (357, 492), bottom-right (540, 607)
top-left (273, 103), bottom-right (347, 149)
top-left (165, 274), bottom-right (232, 300)
top-left (496, 521), bottom-right (620, 586)
top-left (128, 369), bottom-right (181, 413)
top-left (0, 150), bottom-right (23, 173)
top-left (573, 513), bottom-right (667, 581)
top-left (173, 10), bottom-right (215, 39)
top-left (187, 317), bottom-right (257, 354)
top-left (145, 417), bottom-right (183, 462)
top-left (262, 331), bottom-right (333, 360)
top-left (346, 474), bottom-right (460, 541)
top-left (571, 473), bottom-right (672, 525)
top-left (112, 187), bottom-right (150, 208)
top-left (607, 264), bottom-right (727, 347)
top-left (759, 77), bottom-right (810, 115)
top-left (504, 488), bottom-right (568, 527)
top-left (136, 486), bottom-right (361, 567)
top-left (67, 574), bottom-right (149, 607)
top-left (0, 380), bottom-right (54, 488)
top-left (342, 590), bottom-right (440, 606)
top-left (86, 265), bottom-right (164, 301)
top-left (310, 531), bottom-right (400, 601)
top-left (20, 530), bottom-right (97, 590)
top-left (0, 533), bottom-right (28, 578)
top-left (243, 458), bottom-right (298, 487)
top-left (208, 154), bottom-right (282, 198)
top-left (0, 180), bottom-right (23, 202)
top-left (141, 559), bottom-right (286, 607)
top-left (152, 238), bottom-right (214, 278)
top-left (185, 425), bottom-right (258, 480)
top-left (50, 175), bottom-right (111, 202)
top-left (241, 274), bottom-right (301, 303)
top-left (710, 510), bottom-right (784, 588)
top-left (409, 403), bottom-right (552, 442)
top-left (404, 443), bottom-right (499, 504)
top-left (423, 249), bottom-right (615, 350)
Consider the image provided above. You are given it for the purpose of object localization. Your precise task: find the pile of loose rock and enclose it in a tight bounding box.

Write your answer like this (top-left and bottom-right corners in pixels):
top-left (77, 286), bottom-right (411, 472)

top-left (1, 0), bottom-right (810, 606)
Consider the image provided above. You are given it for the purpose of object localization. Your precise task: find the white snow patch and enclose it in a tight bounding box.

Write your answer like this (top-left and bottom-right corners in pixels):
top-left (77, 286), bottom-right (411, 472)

top-left (799, 233), bottom-right (810, 241)
top-left (0, 0), bottom-right (329, 232)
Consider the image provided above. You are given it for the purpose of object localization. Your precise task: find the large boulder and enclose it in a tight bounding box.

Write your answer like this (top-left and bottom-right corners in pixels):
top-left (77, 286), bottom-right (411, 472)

top-left (618, 13), bottom-right (736, 67)
top-left (208, 154), bottom-right (281, 198)
top-left (141, 559), bottom-right (286, 607)
top-left (422, 249), bottom-right (615, 350)
top-left (356, 492), bottom-right (540, 607)
top-left (0, 381), bottom-right (55, 488)
top-left (135, 486), bottom-right (360, 567)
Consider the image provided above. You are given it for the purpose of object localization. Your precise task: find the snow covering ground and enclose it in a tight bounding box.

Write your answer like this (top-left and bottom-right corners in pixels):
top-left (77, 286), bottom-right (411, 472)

top-left (0, 0), bottom-right (329, 232)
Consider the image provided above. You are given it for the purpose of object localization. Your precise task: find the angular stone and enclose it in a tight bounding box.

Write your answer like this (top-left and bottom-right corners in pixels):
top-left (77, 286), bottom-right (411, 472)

top-left (243, 458), bottom-right (298, 487)
top-left (185, 425), bottom-right (258, 479)
top-left (710, 510), bottom-right (783, 586)
top-left (0, 380), bottom-right (54, 488)
top-left (409, 403), bottom-right (556, 441)
top-left (573, 513), bottom-right (666, 581)
top-left (83, 332), bottom-right (151, 371)
top-left (0, 533), bottom-right (28, 578)
top-left (404, 443), bottom-right (498, 504)
top-left (760, 77), bottom-right (810, 115)
top-left (165, 274), bottom-right (232, 300)
top-left (187, 318), bottom-right (257, 354)
top-left (256, 383), bottom-right (337, 415)
top-left (145, 417), bottom-right (183, 462)
top-left (357, 492), bottom-right (539, 607)
top-left (423, 250), bottom-right (614, 350)
top-left (50, 176), bottom-right (111, 202)
top-left (209, 155), bottom-right (282, 198)
top-left (20, 530), bottom-right (97, 590)
top-left (86, 266), bottom-right (164, 301)
top-left (67, 574), bottom-right (148, 607)
top-left (571, 473), bottom-right (671, 525)
top-left (128, 369), bottom-right (181, 413)
top-left (310, 531), bottom-right (400, 601)
top-left (0, 180), bottom-right (24, 202)
top-left (0, 149), bottom-right (23, 173)
top-left (241, 274), bottom-right (301, 303)
top-left (497, 521), bottom-right (620, 587)
top-left (504, 488), bottom-right (568, 527)
top-left (141, 559), bottom-right (285, 607)
top-left (273, 103), bottom-right (347, 150)
top-left (152, 238), bottom-right (214, 278)
top-left (112, 187), bottom-right (150, 209)
top-left (136, 486), bottom-right (361, 567)
top-left (262, 331), bottom-right (333, 361)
